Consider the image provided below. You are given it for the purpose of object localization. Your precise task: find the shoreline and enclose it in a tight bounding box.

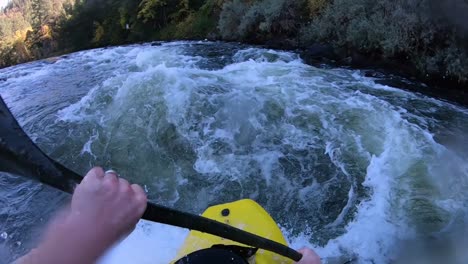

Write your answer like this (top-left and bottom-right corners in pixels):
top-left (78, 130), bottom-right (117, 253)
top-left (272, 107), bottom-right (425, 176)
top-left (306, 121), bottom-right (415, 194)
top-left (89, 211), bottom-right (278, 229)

top-left (1, 39), bottom-right (467, 106)
top-left (257, 39), bottom-right (468, 107)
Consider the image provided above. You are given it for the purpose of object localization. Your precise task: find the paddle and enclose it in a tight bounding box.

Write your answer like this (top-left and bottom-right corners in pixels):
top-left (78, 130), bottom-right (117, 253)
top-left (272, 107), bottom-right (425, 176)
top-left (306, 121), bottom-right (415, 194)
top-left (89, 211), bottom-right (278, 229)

top-left (0, 95), bottom-right (302, 262)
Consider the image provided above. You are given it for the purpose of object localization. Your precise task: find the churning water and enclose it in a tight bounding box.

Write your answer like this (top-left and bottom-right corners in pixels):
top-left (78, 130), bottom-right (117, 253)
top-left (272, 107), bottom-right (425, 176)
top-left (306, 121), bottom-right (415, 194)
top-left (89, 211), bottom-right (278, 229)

top-left (0, 42), bottom-right (467, 264)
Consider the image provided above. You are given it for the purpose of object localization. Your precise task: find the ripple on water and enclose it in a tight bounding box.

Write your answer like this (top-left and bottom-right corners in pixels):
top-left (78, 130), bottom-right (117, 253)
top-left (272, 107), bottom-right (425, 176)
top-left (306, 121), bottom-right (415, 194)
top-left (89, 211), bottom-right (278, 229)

top-left (0, 42), bottom-right (467, 264)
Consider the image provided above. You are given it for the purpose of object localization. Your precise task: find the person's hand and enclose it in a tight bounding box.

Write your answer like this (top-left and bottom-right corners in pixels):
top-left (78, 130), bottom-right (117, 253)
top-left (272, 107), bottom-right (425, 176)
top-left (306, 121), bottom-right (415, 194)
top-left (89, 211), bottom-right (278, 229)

top-left (296, 247), bottom-right (321, 264)
top-left (69, 167), bottom-right (147, 245)
top-left (17, 167), bottom-right (147, 264)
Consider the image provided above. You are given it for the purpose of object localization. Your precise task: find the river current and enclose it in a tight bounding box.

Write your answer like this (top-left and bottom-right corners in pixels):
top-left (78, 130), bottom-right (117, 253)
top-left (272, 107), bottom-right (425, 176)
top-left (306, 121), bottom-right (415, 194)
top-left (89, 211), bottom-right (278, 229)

top-left (0, 42), bottom-right (467, 264)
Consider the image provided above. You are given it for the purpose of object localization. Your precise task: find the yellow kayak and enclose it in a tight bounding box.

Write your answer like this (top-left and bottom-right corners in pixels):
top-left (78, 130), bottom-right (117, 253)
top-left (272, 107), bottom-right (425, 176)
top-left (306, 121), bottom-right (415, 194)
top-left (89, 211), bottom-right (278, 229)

top-left (174, 199), bottom-right (293, 264)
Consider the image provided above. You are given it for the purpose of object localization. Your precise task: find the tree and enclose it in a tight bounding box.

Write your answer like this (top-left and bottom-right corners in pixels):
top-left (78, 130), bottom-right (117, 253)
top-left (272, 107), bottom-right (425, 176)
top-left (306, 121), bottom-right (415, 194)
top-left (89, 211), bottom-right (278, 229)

top-left (138, 0), bottom-right (168, 24)
top-left (137, 0), bottom-right (181, 28)
top-left (30, 0), bottom-right (52, 29)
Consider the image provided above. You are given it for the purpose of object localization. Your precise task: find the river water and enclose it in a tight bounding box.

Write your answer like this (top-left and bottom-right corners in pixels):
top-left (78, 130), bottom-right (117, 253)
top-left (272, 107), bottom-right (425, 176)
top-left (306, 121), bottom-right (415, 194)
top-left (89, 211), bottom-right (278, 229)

top-left (0, 41), bottom-right (467, 264)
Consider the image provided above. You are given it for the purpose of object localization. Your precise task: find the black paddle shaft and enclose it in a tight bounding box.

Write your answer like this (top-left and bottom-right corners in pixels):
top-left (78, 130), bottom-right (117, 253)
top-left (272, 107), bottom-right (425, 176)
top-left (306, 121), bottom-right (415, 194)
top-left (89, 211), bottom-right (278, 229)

top-left (0, 96), bottom-right (302, 262)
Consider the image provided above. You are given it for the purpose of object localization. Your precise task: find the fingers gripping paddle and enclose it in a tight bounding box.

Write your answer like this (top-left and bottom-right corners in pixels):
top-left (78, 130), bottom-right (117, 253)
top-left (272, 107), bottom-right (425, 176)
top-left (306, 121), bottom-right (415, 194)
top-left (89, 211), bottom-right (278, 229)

top-left (0, 96), bottom-right (302, 262)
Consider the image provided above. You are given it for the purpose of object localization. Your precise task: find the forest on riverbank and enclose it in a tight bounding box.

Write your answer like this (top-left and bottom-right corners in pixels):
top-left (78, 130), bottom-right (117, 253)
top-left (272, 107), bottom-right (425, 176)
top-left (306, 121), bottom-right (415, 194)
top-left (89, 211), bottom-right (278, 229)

top-left (1, 0), bottom-right (467, 89)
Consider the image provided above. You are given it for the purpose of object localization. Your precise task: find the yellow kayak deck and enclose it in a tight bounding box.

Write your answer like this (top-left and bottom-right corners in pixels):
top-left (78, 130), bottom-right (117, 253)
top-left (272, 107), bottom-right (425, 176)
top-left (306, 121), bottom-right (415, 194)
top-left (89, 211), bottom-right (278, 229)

top-left (174, 199), bottom-right (293, 264)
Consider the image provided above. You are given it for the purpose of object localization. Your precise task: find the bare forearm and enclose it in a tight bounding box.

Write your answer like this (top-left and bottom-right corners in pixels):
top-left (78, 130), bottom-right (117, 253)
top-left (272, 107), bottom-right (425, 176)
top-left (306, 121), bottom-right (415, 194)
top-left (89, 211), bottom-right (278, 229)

top-left (16, 218), bottom-right (112, 264)
top-left (16, 167), bottom-right (147, 264)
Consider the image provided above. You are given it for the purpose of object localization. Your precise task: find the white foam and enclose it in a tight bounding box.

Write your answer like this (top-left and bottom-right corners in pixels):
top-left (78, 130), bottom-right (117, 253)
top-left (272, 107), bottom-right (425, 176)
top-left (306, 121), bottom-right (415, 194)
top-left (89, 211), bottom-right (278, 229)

top-left (5, 42), bottom-right (465, 264)
top-left (56, 84), bottom-right (101, 122)
top-left (80, 130), bottom-right (99, 158)
top-left (194, 159), bottom-right (221, 174)
top-left (253, 151), bottom-right (284, 185)
top-left (232, 48), bottom-right (301, 63)
top-left (98, 221), bottom-right (188, 264)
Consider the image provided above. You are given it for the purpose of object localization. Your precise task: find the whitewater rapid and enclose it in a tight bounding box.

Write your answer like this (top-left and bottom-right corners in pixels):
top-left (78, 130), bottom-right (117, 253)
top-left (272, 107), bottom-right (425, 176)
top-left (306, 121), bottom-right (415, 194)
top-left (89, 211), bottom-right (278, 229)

top-left (1, 42), bottom-right (467, 264)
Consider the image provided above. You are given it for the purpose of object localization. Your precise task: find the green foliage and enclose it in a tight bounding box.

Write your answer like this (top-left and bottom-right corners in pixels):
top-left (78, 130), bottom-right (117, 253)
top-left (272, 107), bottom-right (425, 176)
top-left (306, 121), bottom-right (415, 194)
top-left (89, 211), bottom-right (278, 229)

top-left (0, 9), bottom-right (30, 39)
top-left (0, 0), bottom-right (74, 66)
top-left (0, 39), bottom-right (29, 67)
top-left (3, 0), bottom-right (33, 22)
top-left (0, 0), bottom-right (467, 86)
top-left (157, 0), bottom-right (219, 39)
top-left (30, 0), bottom-right (66, 29)
top-left (171, 0), bottom-right (191, 22)
top-left (138, 0), bottom-right (167, 23)
top-left (174, 5), bottom-right (217, 38)
top-left (301, 0), bottom-right (420, 54)
top-left (307, 0), bottom-right (328, 17)
top-left (300, 0), bottom-right (468, 82)
top-left (218, 0), bottom-right (247, 40)
top-left (218, 0), bottom-right (307, 41)
top-left (92, 21), bottom-right (105, 44)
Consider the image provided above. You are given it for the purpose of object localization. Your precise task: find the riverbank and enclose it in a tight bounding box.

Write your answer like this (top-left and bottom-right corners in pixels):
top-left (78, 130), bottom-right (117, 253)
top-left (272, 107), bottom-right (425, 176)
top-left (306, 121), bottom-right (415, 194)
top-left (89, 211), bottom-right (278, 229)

top-left (1, 38), bottom-right (467, 107)
top-left (259, 40), bottom-right (468, 106)
top-left (1, 0), bottom-right (467, 104)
